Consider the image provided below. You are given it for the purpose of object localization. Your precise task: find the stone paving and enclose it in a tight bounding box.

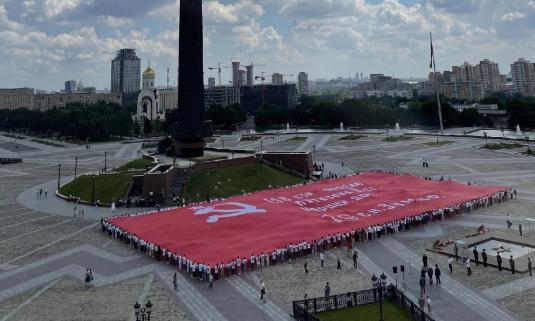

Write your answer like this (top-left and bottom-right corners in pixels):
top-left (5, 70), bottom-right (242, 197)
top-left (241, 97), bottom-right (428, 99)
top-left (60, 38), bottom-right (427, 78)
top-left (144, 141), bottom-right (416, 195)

top-left (1, 131), bottom-right (535, 320)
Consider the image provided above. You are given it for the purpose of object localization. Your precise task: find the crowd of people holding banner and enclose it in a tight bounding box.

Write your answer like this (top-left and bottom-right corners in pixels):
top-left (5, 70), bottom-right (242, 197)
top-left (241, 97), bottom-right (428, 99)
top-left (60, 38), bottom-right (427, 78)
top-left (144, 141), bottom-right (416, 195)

top-left (100, 172), bottom-right (514, 284)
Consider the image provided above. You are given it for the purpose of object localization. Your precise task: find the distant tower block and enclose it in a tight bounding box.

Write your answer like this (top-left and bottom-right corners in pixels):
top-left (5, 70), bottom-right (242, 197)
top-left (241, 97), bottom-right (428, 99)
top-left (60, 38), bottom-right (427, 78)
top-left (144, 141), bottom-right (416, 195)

top-left (246, 65), bottom-right (254, 86)
top-left (232, 61), bottom-right (240, 87)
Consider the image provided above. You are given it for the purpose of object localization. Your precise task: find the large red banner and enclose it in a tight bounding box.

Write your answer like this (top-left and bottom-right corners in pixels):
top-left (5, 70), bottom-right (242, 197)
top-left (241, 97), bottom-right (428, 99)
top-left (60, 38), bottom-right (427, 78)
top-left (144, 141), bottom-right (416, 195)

top-left (109, 172), bottom-right (505, 265)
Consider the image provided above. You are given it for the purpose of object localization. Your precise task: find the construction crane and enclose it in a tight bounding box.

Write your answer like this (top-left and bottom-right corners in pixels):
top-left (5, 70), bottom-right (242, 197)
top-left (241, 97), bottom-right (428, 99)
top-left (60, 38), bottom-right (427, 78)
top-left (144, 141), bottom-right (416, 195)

top-left (255, 72), bottom-right (267, 85)
top-left (207, 63), bottom-right (232, 86)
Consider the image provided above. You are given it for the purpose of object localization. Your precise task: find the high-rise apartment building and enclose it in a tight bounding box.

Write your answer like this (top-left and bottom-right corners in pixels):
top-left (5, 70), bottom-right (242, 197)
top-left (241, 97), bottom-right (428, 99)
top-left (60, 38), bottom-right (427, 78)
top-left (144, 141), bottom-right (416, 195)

top-left (64, 80), bottom-right (77, 93)
top-left (297, 72), bottom-right (309, 96)
top-left (272, 73), bottom-right (284, 85)
top-left (111, 49), bottom-right (141, 103)
top-left (246, 65), bottom-right (254, 86)
top-left (239, 70), bottom-right (246, 86)
top-left (511, 58), bottom-right (535, 97)
top-left (232, 61), bottom-right (240, 87)
top-left (208, 77), bottom-right (216, 88)
top-left (478, 59), bottom-right (502, 93)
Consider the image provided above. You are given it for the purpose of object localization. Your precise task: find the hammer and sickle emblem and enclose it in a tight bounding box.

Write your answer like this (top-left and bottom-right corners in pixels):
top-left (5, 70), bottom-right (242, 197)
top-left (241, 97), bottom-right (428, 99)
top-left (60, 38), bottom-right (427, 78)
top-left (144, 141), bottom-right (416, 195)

top-left (192, 202), bottom-right (266, 223)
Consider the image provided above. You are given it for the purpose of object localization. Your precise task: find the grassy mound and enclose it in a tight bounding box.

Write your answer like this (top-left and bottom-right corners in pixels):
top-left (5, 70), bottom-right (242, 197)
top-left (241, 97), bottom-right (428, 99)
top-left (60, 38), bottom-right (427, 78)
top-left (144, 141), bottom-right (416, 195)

top-left (183, 162), bottom-right (304, 203)
top-left (117, 158), bottom-right (154, 172)
top-left (483, 142), bottom-right (524, 150)
top-left (59, 172), bottom-right (135, 204)
top-left (423, 140), bottom-right (455, 147)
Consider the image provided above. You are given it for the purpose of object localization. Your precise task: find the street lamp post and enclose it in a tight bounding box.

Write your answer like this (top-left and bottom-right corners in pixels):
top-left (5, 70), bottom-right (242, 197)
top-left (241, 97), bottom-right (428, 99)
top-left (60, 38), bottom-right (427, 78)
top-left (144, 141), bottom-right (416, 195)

top-left (91, 174), bottom-right (96, 204)
top-left (104, 152), bottom-right (107, 173)
top-left (484, 132), bottom-right (488, 147)
top-left (74, 157), bottom-right (78, 179)
top-left (206, 171), bottom-right (211, 202)
top-left (57, 164), bottom-right (62, 190)
top-left (371, 272), bottom-right (388, 321)
top-left (313, 145), bottom-right (316, 163)
top-left (133, 300), bottom-right (153, 321)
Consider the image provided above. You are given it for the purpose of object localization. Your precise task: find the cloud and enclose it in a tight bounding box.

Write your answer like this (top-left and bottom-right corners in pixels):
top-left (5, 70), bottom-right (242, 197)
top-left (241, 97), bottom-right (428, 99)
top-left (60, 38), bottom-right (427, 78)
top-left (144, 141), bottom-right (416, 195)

top-left (500, 11), bottom-right (527, 22)
top-left (0, 4), bottom-right (22, 30)
top-left (43, 0), bottom-right (89, 18)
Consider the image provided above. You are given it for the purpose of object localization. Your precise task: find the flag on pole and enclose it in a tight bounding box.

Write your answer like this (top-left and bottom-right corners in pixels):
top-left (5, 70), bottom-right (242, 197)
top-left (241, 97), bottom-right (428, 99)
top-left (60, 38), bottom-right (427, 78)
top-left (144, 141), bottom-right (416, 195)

top-left (429, 32), bottom-right (435, 69)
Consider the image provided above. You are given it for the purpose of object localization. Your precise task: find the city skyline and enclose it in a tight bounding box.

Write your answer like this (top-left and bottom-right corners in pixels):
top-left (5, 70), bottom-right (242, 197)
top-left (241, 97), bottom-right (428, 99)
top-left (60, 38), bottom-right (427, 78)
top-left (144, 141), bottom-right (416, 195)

top-left (1, 0), bottom-right (535, 90)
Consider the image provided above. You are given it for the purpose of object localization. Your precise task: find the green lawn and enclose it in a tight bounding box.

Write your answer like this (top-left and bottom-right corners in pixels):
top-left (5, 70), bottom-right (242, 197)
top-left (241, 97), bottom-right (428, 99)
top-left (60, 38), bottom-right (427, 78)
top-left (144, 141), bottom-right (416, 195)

top-left (117, 157), bottom-right (154, 172)
top-left (287, 136), bottom-right (308, 141)
top-left (483, 142), bottom-right (524, 150)
top-left (523, 148), bottom-right (535, 156)
top-left (382, 136), bottom-right (413, 142)
top-left (31, 138), bottom-right (65, 147)
top-left (240, 135), bottom-right (260, 141)
top-left (183, 162), bottom-right (305, 202)
top-left (59, 172), bottom-right (135, 204)
top-left (423, 140), bottom-right (455, 147)
top-left (317, 301), bottom-right (415, 321)
top-left (338, 135), bottom-right (366, 141)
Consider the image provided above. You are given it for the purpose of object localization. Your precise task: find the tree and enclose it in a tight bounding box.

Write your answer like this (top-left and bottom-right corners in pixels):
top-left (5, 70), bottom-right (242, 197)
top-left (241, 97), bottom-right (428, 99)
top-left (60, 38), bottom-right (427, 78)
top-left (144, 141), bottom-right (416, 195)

top-left (143, 117), bottom-right (152, 136)
top-left (134, 121), bottom-right (141, 137)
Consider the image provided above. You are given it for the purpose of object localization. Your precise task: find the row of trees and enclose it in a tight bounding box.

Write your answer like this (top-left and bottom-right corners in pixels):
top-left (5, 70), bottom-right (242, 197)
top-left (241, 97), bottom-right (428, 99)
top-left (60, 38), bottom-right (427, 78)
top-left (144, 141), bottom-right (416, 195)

top-left (254, 94), bottom-right (535, 129)
top-left (0, 103), bottom-right (133, 141)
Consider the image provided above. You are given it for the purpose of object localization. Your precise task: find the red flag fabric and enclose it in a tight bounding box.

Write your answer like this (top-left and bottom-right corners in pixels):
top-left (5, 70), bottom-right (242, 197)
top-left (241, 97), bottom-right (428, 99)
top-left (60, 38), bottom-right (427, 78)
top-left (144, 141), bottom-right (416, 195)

top-left (109, 172), bottom-right (505, 266)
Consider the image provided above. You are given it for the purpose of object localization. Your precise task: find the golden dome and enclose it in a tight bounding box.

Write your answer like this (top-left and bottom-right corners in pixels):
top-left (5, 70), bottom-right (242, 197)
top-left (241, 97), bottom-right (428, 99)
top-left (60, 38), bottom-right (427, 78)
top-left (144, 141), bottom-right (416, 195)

top-left (143, 67), bottom-right (155, 77)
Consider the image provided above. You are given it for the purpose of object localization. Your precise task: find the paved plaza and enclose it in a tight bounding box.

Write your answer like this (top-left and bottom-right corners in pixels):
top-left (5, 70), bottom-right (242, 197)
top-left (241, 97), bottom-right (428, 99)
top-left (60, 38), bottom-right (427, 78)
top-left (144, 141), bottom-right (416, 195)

top-left (1, 131), bottom-right (535, 320)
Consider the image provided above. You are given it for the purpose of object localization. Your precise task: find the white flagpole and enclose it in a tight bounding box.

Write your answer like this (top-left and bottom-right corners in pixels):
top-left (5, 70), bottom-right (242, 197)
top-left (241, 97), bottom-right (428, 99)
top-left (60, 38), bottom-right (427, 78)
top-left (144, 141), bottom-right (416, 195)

top-left (431, 32), bottom-right (444, 134)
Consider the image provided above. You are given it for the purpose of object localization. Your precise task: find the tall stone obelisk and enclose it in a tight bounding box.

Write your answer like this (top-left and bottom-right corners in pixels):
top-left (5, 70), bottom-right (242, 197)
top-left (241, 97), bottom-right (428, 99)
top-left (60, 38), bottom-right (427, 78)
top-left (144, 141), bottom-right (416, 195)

top-left (171, 0), bottom-right (212, 157)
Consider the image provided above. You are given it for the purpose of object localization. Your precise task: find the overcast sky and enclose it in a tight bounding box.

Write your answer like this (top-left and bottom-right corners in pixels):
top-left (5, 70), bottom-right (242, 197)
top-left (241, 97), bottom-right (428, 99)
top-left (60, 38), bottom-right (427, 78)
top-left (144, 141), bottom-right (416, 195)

top-left (1, 0), bottom-right (535, 90)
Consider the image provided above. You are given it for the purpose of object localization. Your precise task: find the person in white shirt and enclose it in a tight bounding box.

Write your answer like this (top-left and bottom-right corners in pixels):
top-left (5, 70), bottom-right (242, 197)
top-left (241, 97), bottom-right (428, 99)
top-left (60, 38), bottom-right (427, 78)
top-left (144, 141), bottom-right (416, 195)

top-left (320, 252), bottom-right (325, 268)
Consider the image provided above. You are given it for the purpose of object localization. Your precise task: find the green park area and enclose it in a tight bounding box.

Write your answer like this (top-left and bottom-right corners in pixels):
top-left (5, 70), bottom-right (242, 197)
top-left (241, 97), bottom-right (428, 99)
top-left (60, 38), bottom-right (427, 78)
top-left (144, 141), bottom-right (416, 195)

top-left (483, 142), bottom-right (524, 150)
top-left (523, 147), bottom-right (535, 156)
top-left (317, 301), bottom-right (414, 321)
top-left (287, 136), bottom-right (308, 141)
top-left (59, 172), bottom-right (136, 204)
top-left (338, 135), bottom-right (366, 141)
top-left (183, 162), bottom-right (304, 203)
top-left (240, 135), bottom-right (260, 141)
top-left (382, 136), bottom-right (413, 142)
top-left (60, 157), bottom-right (153, 204)
top-left (423, 140), bottom-right (455, 147)
top-left (117, 157), bottom-right (154, 172)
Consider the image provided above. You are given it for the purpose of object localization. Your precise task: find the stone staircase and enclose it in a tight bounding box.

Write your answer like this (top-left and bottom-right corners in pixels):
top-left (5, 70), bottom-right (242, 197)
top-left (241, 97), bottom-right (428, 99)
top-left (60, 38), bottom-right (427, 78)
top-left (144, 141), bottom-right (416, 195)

top-left (167, 168), bottom-right (190, 204)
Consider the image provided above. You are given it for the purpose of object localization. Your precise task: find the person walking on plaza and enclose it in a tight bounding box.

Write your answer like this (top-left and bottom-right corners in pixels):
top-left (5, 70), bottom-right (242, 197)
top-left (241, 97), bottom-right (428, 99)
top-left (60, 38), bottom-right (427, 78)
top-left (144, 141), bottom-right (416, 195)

top-left (426, 296), bottom-right (432, 315)
top-left (84, 269), bottom-right (91, 288)
top-left (448, 257), bottom-right (453, 274)
top-left (509, 256), bottom-right (515, 274)
top-left (519, 223), bottom-right (523, 237)
top-left (419, 276), bottom-right (426, 294)
top-left (427, 266), bottom-right (433, 285)
top-left (497, 253), bottom-right (502, 271)
top-left (320, 252), bottom-right (325, 268)
top-left (528, 258), bottom-right (532, 277)
top-left (454, 244), bottom-right (459, 261)
top-left (352, 251), bottom-right (358, 269)
top-left (434, 264), bottom-right (441, 284)
top-left (465, 258), bottom-right (472, 275)
top-left (173, 272), bottom-right (178, 291)
top-left (208, 272), bottom-right (214, 289)
top-left (336, 257), bottom-right (341, 271)
top-left (324, 282), bottom-right (331, 297)
top-left (418, 294), bottom-right (425, 310)
top-left (304, 262), bottom-right (308, 274)
top-left (260, 280), bottom-right (266, 303)
top-left (422, 254), bottom-right (428, 269)
top-left (473, 247), bottom-right (479, 266)
top-left (482, 249), bottom-right (488, 268)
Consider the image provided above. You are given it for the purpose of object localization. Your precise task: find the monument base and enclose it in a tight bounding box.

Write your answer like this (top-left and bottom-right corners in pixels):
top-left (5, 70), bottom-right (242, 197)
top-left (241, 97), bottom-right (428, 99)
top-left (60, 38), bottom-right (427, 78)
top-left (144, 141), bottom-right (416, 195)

top-left (172, 140), bottom-right (206, 157)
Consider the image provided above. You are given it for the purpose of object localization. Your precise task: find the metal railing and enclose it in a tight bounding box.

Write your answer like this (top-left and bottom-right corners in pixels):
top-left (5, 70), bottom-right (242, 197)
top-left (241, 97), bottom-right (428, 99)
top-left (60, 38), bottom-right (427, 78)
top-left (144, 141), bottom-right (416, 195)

top-left (292, 286), bottom-right (434, 321)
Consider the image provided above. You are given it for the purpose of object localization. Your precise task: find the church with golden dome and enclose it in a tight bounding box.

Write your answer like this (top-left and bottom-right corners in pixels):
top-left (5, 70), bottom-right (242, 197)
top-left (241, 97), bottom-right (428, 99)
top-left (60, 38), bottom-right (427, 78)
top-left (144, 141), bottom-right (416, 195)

top-left (136, 63), bottom-right (178, 122)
